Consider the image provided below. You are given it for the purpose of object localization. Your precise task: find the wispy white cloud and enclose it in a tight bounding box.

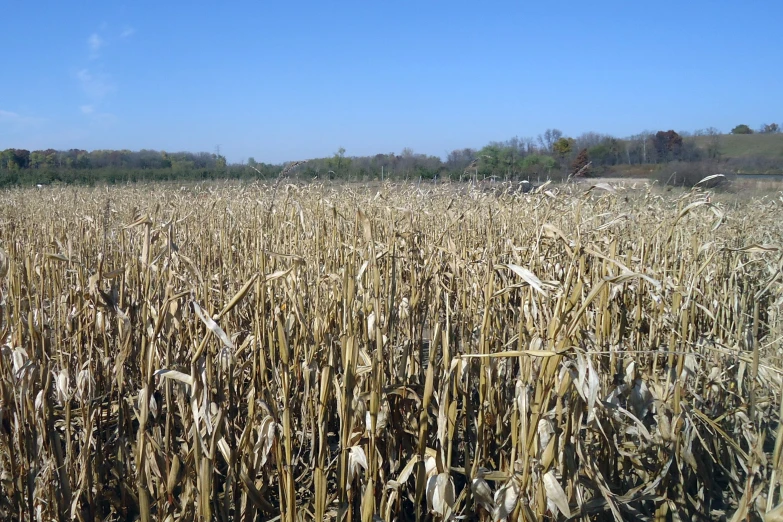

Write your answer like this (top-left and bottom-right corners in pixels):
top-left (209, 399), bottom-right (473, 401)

top-left (76, 69), bottom-right (115, 100)
top-left (75, 70), bottom-right (118, 126)
top-left (0, 109), bottom-right (46, 130)
top-left (0, 109), bottom-right (20, 120)
top-left (88, 33), bottom-right (105, 58)
top-left (0, 109), bottom-right (44, 124)
top-left (88, 33), bottom-right (104, 51)
top-left (74, 26), bottom-right (128, 123)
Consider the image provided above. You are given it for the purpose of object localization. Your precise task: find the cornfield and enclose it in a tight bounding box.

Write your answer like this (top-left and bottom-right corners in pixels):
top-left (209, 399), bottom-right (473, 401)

top-left (1, 181), bottom-right (782, 521)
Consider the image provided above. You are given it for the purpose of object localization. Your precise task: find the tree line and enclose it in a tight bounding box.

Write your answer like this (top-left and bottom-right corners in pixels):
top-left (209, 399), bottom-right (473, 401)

top-left (729, 123), bottom-right (780, 134)
top-left (0, 122), bottom-right (779, 187)
top-left (0, 149), bottom-right (281, 186)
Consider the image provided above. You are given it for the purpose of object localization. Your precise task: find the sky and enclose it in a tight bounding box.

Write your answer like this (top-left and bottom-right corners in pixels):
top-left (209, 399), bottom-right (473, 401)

top-left (1, 1), bottom-right (781, 164)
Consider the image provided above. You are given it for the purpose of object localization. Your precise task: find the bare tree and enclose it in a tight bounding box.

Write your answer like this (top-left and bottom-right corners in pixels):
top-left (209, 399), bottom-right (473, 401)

top-left (520, 136), bottom-right (537, 155)
top-left (574, 132), bottom-right (605, 150)
top-left (703, 127), bottom-right (722, 159)
top-left (624, 131), bottom-right (655, 164)
top-left (537, 129), bottom-right (562, 153)
top-left (446, 148), bottom-right (477, 170)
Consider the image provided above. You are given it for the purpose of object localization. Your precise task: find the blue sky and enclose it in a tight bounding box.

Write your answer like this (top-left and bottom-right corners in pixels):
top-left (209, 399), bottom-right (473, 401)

top-left (1, 1), bottom-right (780, 164)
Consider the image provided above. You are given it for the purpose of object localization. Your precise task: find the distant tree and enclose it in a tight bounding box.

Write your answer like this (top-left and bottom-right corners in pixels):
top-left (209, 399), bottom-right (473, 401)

top-left (731, 124), bottom-right (753, 135)
top-left (587, 144), bottom-right (612, 166)
top-left (520, 154), bottom-right (556, 176)
top-left (215, 155), bottom-right (227, 170)
top-left (247, 157), bottom-right (257, 167)
top-left (9, 149), bottom-right (31, 170)
top-left (574, 132), bottom-right (605, 150)
top-left (705, 136), bottom-right (722, 159)
top-left (519, 136), bottom-right (537, 155)
top-left (496, 144), bottom-right (518, 178)
top-left (0, 149), bottom-right (13, 170)
top-left (159, 150), bottom-right (172, 169)
top-left (759, 123), bottom-right (780, 134)
top-left (76, 150), bottom-right (92, 169)
top-left (29, 151), bottom-right (44, 169)
top-left (446, 148), bottom-right (476, 171)
top-left (332, 147), bottom-right (347, 173)
top-left (537, 129), bottom-right (562, 153)
top-left (694, 127), bottom-right (721, 137)
top-left (43, 149), bottom-right (57, 168)
top-left (653, 130), bottom-right (683, 160)
top-left (624, 131), bottom-right (656, 164)
top-left (476, 144), bottom-right (502, 179)
top-left (678, 139), bottom-right (704, 162)
top-left (571, 148), bottom-right (590, 177)
top-left (583, 136), bottom-right (621, 166)
top-left (552, 137), bottom-right (574, 159)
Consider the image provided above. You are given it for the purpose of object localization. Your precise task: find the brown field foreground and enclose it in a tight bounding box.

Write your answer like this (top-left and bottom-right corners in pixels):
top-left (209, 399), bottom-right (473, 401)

top-left (1, 181), bottom-right (783, 521)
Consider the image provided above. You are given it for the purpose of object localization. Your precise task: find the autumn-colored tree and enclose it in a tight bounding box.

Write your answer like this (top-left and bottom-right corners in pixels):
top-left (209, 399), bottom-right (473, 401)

top-left (571, 148), bottom-right (590, 177)
top-left (653, 130), bottom-right (683, 159)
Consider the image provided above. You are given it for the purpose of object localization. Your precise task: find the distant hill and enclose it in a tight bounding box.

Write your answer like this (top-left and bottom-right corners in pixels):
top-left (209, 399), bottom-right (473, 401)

top-left (692, 133), bottom-right (783, 160)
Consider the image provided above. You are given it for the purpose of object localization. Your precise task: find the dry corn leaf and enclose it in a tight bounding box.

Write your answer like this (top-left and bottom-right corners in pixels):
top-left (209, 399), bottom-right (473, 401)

top-left (543, 470), bottom-right (571, 518)
top-left (347, 446), bottom-right (368, 490)
top-left (426, 472), bottom-right (456, 517)
top-left (191, 300), bottom-right (234, 350)
top-left (492, 476), bottom-right (520, 521)
top-left (501, 263), bottom-right (550, 297)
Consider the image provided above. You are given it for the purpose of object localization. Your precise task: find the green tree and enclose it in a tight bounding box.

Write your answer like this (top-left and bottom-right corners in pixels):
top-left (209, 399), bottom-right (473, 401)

top-left (521, 154), bottom-right (556, 176)
top-left (731, 124), bottom-right (753, 134)
top-left (43, 149), bottom-right (57, 168)
top-left (587, 137), bottom-right (622, 166)
top-left (159, 151), bottom-right (172, 169)
top-left (30, 151), bottom-right (44, 169)
top-left (476, 145), bottom-right (502, 179)
top-left (587, 144), bottom-right (610, 166)
top-left (552, 137), bottom-right (574, 159)
top-left (0, 149), bottom-right (13, 170)
top-left (334, 147), bottom-right (346, 173)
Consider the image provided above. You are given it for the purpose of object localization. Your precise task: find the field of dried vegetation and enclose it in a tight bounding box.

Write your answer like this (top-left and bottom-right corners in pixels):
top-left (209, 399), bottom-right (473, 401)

top-left (1, 180), bottom-right (782, 521)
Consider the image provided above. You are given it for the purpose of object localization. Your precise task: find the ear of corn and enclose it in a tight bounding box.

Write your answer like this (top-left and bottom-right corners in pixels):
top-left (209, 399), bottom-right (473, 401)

top-left (0, 181), bottom-right (782, 520)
